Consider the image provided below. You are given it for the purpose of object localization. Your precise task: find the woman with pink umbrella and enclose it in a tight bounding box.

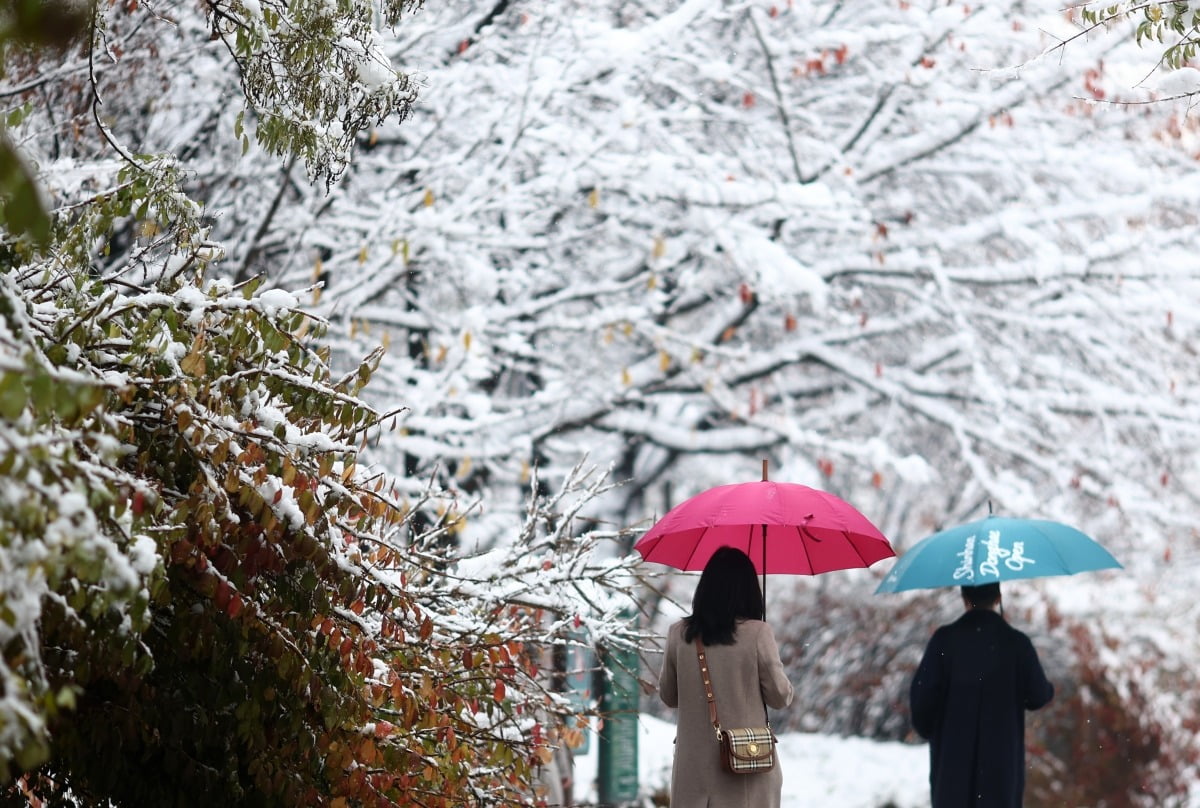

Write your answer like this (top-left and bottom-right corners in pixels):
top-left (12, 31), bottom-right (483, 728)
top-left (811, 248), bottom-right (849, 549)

top-left (657, 546), bottom-right (794, 807)
top-left (643, 461), bottom-right (895, 805)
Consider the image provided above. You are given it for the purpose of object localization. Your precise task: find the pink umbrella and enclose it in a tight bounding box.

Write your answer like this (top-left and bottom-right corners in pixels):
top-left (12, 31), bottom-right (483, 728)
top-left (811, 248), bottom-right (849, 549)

top-left (635, 461), bottom-right (895, 612)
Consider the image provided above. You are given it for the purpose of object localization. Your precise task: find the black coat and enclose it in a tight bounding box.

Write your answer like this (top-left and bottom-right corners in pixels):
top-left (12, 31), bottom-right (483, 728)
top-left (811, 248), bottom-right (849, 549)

top-left (909, 608), bottom-right (1054, 808)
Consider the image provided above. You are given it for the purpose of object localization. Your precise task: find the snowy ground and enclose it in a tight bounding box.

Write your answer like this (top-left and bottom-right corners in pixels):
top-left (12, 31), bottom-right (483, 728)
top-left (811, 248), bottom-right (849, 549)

top-left (573, 713), bottom-right (929, 807)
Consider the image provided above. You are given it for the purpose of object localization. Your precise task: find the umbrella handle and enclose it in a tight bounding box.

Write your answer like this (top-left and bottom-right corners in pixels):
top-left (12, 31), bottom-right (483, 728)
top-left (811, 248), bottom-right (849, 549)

top-left (761, 459), bottom-right (768, 620)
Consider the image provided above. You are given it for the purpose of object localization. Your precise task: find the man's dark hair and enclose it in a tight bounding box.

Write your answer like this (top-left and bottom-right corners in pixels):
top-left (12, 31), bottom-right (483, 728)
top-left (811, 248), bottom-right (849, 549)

top-left (683, 546), bottom-right (764, 645)
top-left (961, 582), bottom-right (1002, 608)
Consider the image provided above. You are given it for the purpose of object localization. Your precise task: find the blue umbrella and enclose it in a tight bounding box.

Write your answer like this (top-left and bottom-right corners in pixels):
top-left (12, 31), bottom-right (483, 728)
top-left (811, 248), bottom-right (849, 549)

top-left (874, 515), bottom-right (1122, 594)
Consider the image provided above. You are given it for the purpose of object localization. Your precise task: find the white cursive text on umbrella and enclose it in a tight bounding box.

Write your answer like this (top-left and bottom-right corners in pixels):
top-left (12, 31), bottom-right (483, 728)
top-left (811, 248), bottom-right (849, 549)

top-left (953, 536), bottom-right (976, 582)
top-left (1005, 540), bottom-right (1035, 571)
top-left (979, 531), bottom-right (1009, 577)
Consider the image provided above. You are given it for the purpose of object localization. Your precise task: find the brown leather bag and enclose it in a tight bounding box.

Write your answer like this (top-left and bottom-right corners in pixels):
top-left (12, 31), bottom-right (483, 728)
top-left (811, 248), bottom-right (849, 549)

top-left (695, 638), bottom-right (777, 774)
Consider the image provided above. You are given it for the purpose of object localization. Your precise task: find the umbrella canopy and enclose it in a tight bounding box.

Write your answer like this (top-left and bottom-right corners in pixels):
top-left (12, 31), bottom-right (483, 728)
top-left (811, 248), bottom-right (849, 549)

top-left (874, 515), bottom-right (1123, 594)
top-left (635, 479), bottom-right (895, 576)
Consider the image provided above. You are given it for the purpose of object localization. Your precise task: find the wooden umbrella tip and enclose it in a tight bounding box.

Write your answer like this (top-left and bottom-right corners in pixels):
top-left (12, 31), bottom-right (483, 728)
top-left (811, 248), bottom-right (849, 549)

top-left (762, 458), bottom-right (768, 481)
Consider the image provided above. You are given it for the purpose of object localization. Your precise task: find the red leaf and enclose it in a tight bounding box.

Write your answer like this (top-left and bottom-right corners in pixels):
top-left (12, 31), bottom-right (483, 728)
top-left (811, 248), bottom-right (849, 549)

top-left (215, 580), bottom-right (231, 609)
top-left (494, 680), bottom-right (506, 702)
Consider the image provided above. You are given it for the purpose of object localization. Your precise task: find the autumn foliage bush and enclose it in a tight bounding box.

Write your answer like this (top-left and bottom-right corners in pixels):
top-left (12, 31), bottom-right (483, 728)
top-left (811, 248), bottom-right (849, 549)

top-left (0, 232), bottom-right (632, 805)
top-left (1024, 607), bottom-right (1200, 808)
top-left (0, 3), bottom-right (638, 804)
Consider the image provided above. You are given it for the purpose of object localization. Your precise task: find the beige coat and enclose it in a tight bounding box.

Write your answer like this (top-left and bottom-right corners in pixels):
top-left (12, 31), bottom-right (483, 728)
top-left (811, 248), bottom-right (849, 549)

top-left (658, 619), bottom-right (795, 808)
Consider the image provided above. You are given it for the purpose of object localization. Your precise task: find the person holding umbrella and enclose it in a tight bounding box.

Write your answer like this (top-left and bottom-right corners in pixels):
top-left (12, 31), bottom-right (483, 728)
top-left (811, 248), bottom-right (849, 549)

top-left (909, 582), bottom-right (1055, 808)
top-left (657, 546), bottom-right (794, 808)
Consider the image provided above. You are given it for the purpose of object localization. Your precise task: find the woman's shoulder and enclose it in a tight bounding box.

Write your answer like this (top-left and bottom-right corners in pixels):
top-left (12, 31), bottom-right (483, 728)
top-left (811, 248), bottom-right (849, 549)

top-left (735, 619), bottom-right (780, 642)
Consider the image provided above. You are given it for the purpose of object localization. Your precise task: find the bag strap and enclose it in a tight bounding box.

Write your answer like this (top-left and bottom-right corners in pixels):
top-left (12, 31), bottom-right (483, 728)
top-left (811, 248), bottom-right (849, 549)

top-left (694, 637), bottom-right (722, 739)
top-left (695, 635), bottom-right (773, 733)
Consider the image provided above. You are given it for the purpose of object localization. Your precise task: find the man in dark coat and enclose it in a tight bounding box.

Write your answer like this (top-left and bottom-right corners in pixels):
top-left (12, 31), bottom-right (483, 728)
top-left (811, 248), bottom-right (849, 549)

top-left (909, 583), bottom-right (1054, 808)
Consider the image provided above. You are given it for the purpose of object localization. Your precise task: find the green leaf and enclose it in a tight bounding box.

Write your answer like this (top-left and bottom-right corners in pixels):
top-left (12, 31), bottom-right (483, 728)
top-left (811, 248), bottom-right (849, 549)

top-left (0, 132), bottom-right (51, 246)
top-left (0, 371), bottom-right (28, 419)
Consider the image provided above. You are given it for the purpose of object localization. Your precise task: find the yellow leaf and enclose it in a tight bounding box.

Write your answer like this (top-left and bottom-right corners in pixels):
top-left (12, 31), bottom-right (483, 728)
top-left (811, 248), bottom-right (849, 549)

top-left (658, 351), bottom-right (670, 372)
top-left (312, 257), bottom-right (323, 283)
top-left (462, 330), bottom-right (472, 350)
top-left (358, 245), bottom-right (368, 264)
top-left (180, 345), bottom-right (206, 377)
top-left (382, 331), bottom-right (392, 350)
top-left (319, 454), bottom-right (335, 477)
top-left (620, 367), bottom-right (632, 386)
top-left (423, 189), bottom-right (435, 207)
top-left (651, 236), bottom-right (666, 259)
top-left (621, 322), bottom-right (633, 336)
top-left (311, 285), bottom-right (322, 305)
top-left (457, 456), bottom-right (472, 479)
top-left (603, 326), bottom-right (614, 345)
top-left (647, 273), bottom-right (657, 289)
top-left (587, 188), bottom-right (600, 208)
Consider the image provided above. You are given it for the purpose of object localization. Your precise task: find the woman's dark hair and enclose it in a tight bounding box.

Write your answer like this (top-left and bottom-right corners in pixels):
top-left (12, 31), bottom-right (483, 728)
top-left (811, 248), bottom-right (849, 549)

top-left (683, 546), bottom-right (764, 645)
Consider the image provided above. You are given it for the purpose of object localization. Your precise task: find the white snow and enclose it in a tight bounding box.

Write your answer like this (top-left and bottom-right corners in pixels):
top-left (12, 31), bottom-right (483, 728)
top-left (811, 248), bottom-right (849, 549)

top-left (573, 713), bottom-right (929, 807)
top-left (256, 288), bottom-right (298, 313)
top-left (1153, 66), bottom-right (1200, 96)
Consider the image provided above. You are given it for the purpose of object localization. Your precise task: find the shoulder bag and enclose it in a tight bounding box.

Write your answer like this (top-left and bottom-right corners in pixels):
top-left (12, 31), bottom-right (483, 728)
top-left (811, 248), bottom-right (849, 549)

top-left (694, 637), bottom-right (777, 774)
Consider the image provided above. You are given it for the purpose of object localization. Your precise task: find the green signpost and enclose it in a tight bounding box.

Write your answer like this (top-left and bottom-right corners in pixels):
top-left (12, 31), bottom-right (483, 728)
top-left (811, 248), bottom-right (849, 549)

top-left (596, 637), bottom-right (639, 805)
